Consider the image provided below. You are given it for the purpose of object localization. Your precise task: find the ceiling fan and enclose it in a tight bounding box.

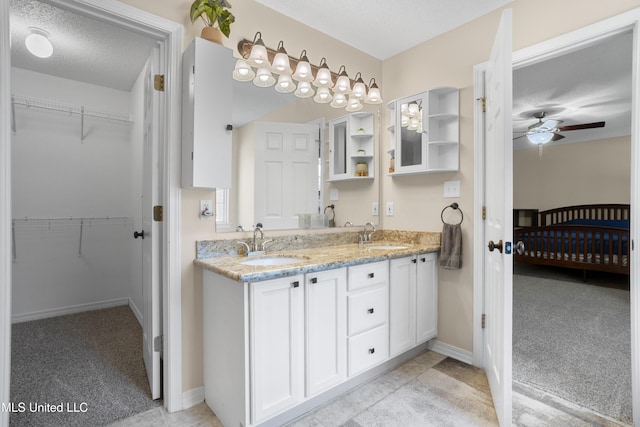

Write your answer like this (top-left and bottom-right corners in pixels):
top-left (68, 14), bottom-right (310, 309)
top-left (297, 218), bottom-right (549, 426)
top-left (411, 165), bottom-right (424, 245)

top-left (514, 112), bottom-right (605, 144)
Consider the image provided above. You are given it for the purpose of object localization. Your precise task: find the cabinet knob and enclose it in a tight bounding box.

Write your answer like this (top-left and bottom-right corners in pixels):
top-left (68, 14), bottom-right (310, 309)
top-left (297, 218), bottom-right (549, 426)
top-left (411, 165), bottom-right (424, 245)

top-left (292, 281), bottom-right (299, 288)
top-left (411, 259), bottom-right (417, 264)
top-left (310, 277), bottom-right (318, 284)
top-left (367, 308), bottom-right (374, 314)
top-left (420, 257), bottom-right (426, 262)
top-left (368, 272), bottom-right (375, 279)
top-left (368, 348), bottom-right (375, 354)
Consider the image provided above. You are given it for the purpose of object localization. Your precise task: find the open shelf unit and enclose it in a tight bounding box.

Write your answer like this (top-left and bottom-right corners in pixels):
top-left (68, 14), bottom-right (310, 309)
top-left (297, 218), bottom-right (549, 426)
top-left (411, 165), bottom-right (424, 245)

top-left (328, 112), bottom-right (375, 181)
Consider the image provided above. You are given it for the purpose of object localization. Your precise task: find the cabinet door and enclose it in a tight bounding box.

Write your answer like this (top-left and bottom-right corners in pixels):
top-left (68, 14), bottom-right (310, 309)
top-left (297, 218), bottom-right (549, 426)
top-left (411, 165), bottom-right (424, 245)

top-left (416, 253), bottom-right (438, 343)
top-left (328, 117), bottom-right (349, 180)
top-left (394, 93), bottom-right (428, 175)
top-left (181, 38), bottom-right (234, 189)
top-left (305, 268), bottom-right (347, 396)
top-left (250, 275), bottom-right (304, 423)
top-left (389, 256), bottom-right (417, 357)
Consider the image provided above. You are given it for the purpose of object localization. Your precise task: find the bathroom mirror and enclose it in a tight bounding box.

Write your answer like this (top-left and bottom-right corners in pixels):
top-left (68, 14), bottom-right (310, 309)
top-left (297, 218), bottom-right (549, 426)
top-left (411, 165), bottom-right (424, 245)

top-left (216, 80), bottom-right (380, 232)
top-left (394, 91), bottom-right (427, 172)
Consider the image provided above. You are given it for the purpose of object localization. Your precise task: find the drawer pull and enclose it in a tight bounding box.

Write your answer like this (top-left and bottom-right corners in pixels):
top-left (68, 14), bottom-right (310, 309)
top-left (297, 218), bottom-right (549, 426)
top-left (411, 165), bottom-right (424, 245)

top-left (368, 272), bottom-right (375, 279)
top-left (421, 257), bottom-right (426, 262)
top-left (367, 308), bottom-right (374, 314)
top-left (310, 277), bottom-right (318, 284)
top-left (368, 348), bottom-right (375, 354)
top-left (411, 259), bottom-right (417, 264)
top-left (292, 281), bottom-right (299, 288)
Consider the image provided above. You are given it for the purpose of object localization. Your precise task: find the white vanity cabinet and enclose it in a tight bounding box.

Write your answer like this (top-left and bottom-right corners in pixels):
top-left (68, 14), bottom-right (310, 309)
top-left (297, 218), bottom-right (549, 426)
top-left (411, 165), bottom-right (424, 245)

top-left (305, 269), bottom-right (347, 397)
top-left (328, 112), bottom-right (375, 181)
top-left (389, 253), bottom-right (438, 357)
top-left (181, 37), bottom-right (234, 189)
top-left (346, 261), bottom-right (389, 376)
top-left (250, 275), bottom-right (305, 423)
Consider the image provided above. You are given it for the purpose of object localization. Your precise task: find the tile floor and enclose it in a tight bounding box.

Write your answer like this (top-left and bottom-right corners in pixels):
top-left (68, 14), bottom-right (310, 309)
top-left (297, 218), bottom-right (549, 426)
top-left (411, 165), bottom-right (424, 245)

top-left (109, 350), bottom-right (630, 427)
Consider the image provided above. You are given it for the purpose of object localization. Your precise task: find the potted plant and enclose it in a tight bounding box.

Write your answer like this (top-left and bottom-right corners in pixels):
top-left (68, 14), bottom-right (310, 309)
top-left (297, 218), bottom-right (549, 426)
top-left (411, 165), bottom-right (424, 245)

top-left (190, 0), bottom-right (235, 44)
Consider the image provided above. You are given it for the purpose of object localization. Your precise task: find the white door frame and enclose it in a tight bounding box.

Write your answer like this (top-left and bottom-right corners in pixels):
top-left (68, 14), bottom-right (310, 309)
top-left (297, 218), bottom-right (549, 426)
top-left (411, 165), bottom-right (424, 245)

top-left (473, 8), bottom-right (640, 425)
top-left (0, 0), bottom-right (184, 422)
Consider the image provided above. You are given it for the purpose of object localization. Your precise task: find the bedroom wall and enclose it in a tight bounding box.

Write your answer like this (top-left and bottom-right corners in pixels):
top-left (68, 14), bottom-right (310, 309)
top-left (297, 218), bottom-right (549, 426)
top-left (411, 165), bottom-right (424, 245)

top-left (11, 68), bottom-right (137, 321)
top-left (513, 136), bottom-right (631, 211)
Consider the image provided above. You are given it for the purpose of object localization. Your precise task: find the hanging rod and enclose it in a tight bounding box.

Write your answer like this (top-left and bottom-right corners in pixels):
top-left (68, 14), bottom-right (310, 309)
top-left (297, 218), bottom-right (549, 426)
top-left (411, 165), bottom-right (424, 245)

top-left (12, 216), bottom-right (132, 261)
top-left (11, 94), bottom-right (133, 141)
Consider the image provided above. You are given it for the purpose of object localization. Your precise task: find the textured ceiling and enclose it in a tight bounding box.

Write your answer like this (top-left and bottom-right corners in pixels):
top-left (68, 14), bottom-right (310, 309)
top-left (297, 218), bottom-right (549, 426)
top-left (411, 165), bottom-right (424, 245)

top-left (10, 0), bottom-right (157, 91)
top-left (512, 31), bottom-right (632, 150)
top-left (254, 0), bottom-right (513, 60)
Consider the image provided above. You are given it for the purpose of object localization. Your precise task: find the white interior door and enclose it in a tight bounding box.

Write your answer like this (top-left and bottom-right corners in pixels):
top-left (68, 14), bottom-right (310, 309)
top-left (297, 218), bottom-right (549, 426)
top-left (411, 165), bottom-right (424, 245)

top-left (254, 122), bottom-right (320, 229)
top-left (140, 47), bottom-right (162, 400)
top-left (483, 9), bottom-right (513, 426)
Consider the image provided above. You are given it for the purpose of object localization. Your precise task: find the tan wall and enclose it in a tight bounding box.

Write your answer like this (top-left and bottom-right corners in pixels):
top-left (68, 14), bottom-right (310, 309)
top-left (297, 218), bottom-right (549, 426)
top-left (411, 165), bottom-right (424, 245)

top-left (514, 137), bottom-right (631, 211)
top-left (119, 0), bottom-right (640, 394)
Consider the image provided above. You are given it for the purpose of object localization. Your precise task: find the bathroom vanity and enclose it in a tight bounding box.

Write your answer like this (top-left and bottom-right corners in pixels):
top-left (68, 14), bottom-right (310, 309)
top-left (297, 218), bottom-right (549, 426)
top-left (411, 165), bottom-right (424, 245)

top-left (196, 235), bottom-right (439, 427)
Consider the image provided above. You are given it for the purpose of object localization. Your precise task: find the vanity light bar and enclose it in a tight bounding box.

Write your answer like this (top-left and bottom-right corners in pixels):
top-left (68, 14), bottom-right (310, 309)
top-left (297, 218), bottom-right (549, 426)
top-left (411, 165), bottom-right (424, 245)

top-left (235, 33), bottom-right (383, 106)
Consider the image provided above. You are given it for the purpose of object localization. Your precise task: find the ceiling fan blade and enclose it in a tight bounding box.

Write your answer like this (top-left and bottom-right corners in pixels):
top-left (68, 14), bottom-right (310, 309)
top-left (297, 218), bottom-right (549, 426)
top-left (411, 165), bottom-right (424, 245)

top-left (557, 121), bottom-right (605, 132)
top-left (513, 134), bottom-right (527, 140)
top-left (551, 133), bottom-right (565, 142)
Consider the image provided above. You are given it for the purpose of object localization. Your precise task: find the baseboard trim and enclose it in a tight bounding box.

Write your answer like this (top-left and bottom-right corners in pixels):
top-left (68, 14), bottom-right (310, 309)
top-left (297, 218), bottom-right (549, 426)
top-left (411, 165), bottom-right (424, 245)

top-left (129, 299), bottom-right (143, 326)
top-left (11, 298), bottom-right (130, 323)
top-left (182, 386), bottom-right (205, 410)
top-left (428, 340), bottom-right (474, 365)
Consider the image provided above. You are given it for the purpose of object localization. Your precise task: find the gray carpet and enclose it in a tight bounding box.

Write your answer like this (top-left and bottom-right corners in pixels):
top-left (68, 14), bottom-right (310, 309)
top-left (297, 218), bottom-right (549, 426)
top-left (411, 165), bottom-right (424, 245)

top-left (10, 305), bottom-right (160, 427)
top-left (513, 271), bottom-right (631, 424)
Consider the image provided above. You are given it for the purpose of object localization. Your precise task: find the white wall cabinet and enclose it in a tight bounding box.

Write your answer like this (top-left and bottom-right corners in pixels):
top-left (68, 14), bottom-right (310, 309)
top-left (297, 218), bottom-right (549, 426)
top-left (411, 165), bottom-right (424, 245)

top-left (181, 38), bottom-right (234, 189)
top-left (389, 253), bottom-right (438, 357)
top-left (389, 87), bottom-right (459, 175)
top-left (328, 112), bottom-right (375, 181)
top-left (305, 268), bottom-right (347, 396)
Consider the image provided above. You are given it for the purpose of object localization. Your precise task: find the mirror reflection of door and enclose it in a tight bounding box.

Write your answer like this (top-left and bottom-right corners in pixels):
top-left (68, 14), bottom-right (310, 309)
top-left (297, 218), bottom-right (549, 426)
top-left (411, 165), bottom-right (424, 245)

top-left (254, 122), bottom-right (321, 230)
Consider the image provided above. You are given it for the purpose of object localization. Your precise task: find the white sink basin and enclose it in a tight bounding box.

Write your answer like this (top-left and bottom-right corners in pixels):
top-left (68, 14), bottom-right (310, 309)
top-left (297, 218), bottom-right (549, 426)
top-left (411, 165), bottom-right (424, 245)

top-left (365, 244), bottom-right (409, 250)
top-left (240, 257), bottom-right (305, 266)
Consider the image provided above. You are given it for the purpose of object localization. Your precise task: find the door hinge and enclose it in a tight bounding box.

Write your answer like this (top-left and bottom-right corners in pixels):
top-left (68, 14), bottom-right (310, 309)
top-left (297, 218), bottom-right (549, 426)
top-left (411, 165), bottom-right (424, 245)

top-left (154, 74), bottom-right (165, 92)
top-left (479, 96), bottom-right (486, 112)
top-left (153, 205), bottom-right (164, 222)
top-left (482, 206), bottom-right (486, 220)
top-left (153, 335), bottom-right (163, 352)
top-left (481, 314), bottom-right (486, 329)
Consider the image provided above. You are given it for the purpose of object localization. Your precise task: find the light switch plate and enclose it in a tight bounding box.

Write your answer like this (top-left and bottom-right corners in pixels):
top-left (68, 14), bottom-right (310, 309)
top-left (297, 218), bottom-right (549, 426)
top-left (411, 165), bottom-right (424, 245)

top-left (444, 180), bottom-right (461, 198)
top-left (372, 202), bottom-right (379, 216)
top-left (330, 188), bottom-right (339, 201)
top-left (386, 201), bottom-right (394, 216)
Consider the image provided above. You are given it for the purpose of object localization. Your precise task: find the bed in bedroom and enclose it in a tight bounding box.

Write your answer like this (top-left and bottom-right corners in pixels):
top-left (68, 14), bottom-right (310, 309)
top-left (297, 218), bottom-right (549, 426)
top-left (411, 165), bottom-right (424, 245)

top-left (513, 204), bottom-right (630, 276)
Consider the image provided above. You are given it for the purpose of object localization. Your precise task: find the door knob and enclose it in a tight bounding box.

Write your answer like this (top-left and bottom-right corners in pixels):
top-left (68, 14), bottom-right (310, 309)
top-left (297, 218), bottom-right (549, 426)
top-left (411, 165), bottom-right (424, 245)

top-left (515, 241), bottom-right (525, 255)
top-left (487, 239), bottom-right (503, 253)
top-left (133, 230), bottom-right (145, 239)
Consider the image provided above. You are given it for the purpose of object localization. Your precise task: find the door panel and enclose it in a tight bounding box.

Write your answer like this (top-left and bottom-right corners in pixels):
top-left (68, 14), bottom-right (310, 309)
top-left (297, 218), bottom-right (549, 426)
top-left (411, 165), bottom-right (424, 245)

top-left (142, 47), bottom-right (162, 400)
top-left (483, 9), bottom-right (513, 426)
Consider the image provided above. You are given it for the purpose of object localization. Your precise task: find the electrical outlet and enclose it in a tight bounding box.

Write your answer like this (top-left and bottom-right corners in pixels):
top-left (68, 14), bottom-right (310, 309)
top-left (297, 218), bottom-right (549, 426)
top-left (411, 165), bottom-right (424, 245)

top-left (444, 180), bottom-right (461, 198)
top-left (372, 202), bottom-right (379, 216)
top-left (386, 201), bottom-right (394, 216)
top-left (200, 200), bottom-right (214, 220)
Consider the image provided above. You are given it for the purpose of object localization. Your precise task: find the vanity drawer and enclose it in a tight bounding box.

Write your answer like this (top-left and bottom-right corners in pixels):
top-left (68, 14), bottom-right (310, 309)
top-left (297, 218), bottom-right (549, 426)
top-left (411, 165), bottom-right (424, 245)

top-left (348, 286), bottom-right (388, 336)
top-left (348, 261), bottom-right (388, 291)
top-left (348, 324), bottom-right (389, 377)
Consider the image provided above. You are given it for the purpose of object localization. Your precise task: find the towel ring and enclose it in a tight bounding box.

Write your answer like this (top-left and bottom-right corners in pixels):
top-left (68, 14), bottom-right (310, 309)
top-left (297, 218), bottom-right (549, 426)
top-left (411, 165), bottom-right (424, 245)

top-left (441, 203), bottom-right (463, 225)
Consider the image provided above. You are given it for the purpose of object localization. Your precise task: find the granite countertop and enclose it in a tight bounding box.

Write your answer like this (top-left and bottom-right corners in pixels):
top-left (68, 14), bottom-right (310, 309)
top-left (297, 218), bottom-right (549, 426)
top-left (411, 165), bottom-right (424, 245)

top-left (195, 234), bottom-right (441, 282)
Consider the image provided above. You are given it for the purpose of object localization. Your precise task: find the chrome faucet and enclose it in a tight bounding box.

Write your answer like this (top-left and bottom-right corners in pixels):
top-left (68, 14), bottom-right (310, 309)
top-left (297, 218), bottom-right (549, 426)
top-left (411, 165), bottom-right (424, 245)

top-left (362, 222), bottom-right (376, 243)
top-left (252, 226), bottom-right (264, 252)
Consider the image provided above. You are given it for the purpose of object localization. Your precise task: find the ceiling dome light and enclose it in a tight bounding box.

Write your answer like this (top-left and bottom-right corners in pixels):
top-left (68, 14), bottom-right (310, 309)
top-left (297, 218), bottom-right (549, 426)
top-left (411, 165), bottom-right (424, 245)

top-left (25, 27), bottom-right (53, 59)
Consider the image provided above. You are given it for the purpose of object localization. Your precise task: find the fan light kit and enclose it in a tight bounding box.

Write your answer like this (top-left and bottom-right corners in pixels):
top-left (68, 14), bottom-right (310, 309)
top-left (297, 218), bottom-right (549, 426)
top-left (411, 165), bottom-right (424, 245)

top-left (234, 32), bottom-right (383, 110)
